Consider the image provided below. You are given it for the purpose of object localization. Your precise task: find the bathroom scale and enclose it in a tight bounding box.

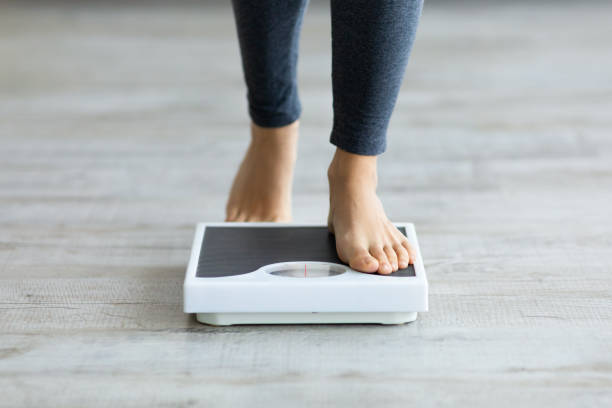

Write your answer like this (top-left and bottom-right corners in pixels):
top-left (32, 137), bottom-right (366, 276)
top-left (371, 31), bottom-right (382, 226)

top-left (183, 222), bottom-right (428, 325)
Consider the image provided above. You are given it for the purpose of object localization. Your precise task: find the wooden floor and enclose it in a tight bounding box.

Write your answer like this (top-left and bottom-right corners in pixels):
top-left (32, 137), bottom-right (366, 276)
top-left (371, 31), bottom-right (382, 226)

top-left (1, 1), bottom-right (611, 407)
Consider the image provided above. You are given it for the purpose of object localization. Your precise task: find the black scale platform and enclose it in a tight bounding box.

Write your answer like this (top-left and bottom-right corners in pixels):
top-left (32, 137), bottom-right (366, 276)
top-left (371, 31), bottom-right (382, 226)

top-left (196, 226), bottom-right (416, 278)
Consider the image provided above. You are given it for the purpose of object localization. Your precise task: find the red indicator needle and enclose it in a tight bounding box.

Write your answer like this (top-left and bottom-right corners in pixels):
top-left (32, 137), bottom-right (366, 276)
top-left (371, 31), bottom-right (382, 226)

top-left (304, 264), bottom-right (307, 278)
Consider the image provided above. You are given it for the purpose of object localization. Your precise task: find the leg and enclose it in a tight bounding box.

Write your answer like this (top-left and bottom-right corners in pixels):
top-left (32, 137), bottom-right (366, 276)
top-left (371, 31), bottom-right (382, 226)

top-left (327, 0), bottom-right (423, 274)
top-left (226, 0), bottom-right (309, 222)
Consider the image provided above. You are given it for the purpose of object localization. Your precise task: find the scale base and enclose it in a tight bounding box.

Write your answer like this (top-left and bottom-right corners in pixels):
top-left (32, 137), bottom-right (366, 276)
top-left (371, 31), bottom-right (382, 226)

top-left (196, 312), bottom-right (418, 326)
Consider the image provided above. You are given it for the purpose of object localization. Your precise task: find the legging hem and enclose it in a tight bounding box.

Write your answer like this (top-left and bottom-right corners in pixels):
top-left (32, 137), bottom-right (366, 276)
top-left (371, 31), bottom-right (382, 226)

top-left (329, 131), bottom-right (387, 156)
top-left (249, 107), bottom-right (301, 128)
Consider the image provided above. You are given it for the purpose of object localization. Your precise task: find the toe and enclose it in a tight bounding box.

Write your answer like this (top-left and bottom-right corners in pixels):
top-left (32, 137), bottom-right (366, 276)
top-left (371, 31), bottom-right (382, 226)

top-left (370, 246), bottom-right (392, 275)
top-left (234, 212), bottom-right (247, 222)
top-left (347, 248), bottom-right (379, 273)
top-left (394, 243), bottom-right (410, 269)
top-left (225, 206), bottom-right (239, 222)
top-left (383, 246), bottom-right (398, 272)
top-left (401, 240), bottom-right (416, 264)
top-left (245, 214), bottom-right (259, 222)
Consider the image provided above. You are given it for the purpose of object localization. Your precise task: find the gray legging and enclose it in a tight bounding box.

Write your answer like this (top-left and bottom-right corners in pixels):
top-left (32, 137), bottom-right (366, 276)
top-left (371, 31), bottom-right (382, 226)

top-left (231, 0), bottom-right (423, 156)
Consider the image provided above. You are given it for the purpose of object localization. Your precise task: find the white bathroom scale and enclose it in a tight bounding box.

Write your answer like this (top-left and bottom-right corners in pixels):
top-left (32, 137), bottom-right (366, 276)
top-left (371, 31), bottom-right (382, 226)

top-left (183, 222), bottom-right (428, 325)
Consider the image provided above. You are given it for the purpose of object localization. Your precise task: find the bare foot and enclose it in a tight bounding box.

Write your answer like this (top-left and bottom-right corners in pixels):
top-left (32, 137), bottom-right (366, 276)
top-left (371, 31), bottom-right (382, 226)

top-left (225, 121), bottom-right (298, 222)
top-left (327, 148), bottom-right (416, 274)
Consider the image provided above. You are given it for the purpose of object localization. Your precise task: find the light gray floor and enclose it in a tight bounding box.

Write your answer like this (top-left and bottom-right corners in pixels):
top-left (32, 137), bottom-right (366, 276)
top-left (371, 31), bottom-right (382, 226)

top-left (1, 1), bottom-right (611, 407)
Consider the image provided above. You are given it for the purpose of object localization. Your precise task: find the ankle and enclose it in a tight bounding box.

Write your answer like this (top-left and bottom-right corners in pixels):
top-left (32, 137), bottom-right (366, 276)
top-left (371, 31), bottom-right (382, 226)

top-left (328, 148), bottom-right (378, 188)
top-left (251, 120), bottom-right (299, 147)
top-left (247, 121), bottom-right (299, 166)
